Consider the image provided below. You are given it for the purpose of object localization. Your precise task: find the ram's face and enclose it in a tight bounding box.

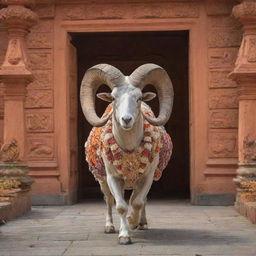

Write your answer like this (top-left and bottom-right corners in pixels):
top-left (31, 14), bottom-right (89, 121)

top-left (112, 85), bottom-right (142, 130)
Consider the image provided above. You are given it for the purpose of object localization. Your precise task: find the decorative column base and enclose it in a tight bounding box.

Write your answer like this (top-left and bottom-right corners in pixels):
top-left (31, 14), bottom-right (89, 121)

top-left (234, 164), bottom-right (256, 223)
top-left (0, 163), bottom-right (33, 222)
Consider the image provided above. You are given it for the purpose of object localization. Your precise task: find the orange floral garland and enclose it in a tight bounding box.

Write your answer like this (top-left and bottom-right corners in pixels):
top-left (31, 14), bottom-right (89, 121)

top-left (85, 104), bottom-right (172, 187)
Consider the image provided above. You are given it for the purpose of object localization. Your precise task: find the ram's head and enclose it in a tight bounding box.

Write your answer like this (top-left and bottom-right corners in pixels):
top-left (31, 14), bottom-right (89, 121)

top-left (80, 64), bottom-right (174, 129)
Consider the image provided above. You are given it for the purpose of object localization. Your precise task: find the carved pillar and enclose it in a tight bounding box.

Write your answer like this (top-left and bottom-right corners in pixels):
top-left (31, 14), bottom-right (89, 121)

top-left (0, 0), bottom-right (38, 161)
top-left (0, 1), bottom-right (37, 218)
top-left (229, 0), bottom-right (256, 220)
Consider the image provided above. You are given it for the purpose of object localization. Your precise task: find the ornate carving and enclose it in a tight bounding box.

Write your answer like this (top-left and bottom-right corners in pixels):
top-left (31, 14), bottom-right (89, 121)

top-left (209, 131), bottom-right (238, 158)
top-left (0, 5), bottom-right (38, 27)
top-left (26, 111), bottom-right (53, 133)
top-left (7, 39), bottom-right (22, 65)
top-left (62, 4), bottom-right (126, 20)
top-left (209, 89), bottom-right (239, 109)
top-left (27, 70), bottom-right (52, 89)
top-left (208, 29), bottom-right (242, 48)
top-left (209, 110), bottom-right (238, 129)
top-left (247, 38), bottom-right (256, 62)
top-left (243, 135), bottom-right (256, 162)
top-left (132, 2), bottom-right (199, 19)
top-left (61, 2), bottom-right (199, 20)
top-left (209, 71), bottom-right (237, 88)
top-left (208, 48), bottom-right (239, 70)
top-left (25, 90), bottom-right (53, 108)
top-left (28, 52), bottom-right (52, 70)
top-left (27, 135), bottom-right (54, 160)
top-left (233, 1), bottom-right (256, 21)
top-left (0, 139), bottom-right (20, 162)
top-left (27, 32), bottom-right (52, 49)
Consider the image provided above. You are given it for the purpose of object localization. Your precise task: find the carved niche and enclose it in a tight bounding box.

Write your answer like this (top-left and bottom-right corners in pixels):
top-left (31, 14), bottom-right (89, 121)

top-left (27, 134), bottom-right (54, 160)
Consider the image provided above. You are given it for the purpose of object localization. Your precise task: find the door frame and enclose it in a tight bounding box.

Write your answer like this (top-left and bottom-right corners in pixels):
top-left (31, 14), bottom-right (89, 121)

top-left (53, 15), bottom-right (208, 203)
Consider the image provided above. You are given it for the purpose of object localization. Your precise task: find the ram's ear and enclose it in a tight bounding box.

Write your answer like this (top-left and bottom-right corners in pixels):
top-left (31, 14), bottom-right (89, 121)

top-left (96, 92), bottom-right (113, 102)
top-left (142, 92), bottom-right (156, 102)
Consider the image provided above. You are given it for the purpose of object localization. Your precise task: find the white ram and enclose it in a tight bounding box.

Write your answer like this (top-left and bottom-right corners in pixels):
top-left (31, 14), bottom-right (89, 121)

top-left (80, 63), bottom-right (174, 244)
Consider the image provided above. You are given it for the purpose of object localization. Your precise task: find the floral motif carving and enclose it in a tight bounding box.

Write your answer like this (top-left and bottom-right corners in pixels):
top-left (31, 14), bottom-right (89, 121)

top-left (25, 90), bottom-right (53, 108)
top-left (26, 112), bottom-right (53, 133)
top-left (209, 131), bottom-right (238, 158)
top-left (243, 135), bottom-right (256, 162)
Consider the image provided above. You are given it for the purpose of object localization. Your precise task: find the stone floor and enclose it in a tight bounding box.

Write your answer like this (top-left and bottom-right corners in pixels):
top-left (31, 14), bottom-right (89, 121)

top-left (0, 200), bottom-right (256, 256)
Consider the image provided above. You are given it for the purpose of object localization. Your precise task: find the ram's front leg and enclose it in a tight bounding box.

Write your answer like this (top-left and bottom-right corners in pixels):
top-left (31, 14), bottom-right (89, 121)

top-left (106, 174), bottom-right (131, 245)
top-left (128, 157), bottom-right (158, 230)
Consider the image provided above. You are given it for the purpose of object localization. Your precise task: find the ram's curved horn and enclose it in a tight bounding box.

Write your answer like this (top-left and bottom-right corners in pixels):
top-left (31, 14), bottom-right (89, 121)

top-left (80, 64), bottom-right (125, 127)
top-left (129, 64), bottom-right (174, 126)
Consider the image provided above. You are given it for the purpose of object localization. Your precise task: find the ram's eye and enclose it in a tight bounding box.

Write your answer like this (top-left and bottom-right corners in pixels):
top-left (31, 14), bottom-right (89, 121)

top-left (137, 97), bottom-right (142, 102)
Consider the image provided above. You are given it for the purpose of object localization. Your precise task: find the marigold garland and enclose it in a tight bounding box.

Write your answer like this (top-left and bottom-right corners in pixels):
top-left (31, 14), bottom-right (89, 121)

top-left (85, 103), bottom-right (172, 188)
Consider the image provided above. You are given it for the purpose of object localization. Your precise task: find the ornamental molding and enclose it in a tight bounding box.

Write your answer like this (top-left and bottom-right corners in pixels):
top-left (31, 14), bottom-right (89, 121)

top-left (233, 1), bottom-right (256, 21)
top-left (0, 5), bottom-right (38, 27)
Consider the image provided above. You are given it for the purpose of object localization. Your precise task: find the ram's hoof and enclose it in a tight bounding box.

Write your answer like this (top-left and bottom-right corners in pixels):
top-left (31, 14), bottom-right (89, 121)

top-left (127, 216), bottom-right (138, 230)
top-left (104, 225), bottom-right (115, 233)
top-left (119, 236), bottom-right (132, 245)
top-left (137, 223), bottom-right (148, 230)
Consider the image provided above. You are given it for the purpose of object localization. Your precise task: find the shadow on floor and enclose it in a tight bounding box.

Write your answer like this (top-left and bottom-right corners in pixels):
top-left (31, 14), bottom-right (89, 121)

top-left (132, 228), bottom-right (246, 246)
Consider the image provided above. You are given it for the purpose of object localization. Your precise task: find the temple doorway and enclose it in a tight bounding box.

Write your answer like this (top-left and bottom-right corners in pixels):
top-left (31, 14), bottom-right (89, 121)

top-left (71, 31), bottom-right (190, 200)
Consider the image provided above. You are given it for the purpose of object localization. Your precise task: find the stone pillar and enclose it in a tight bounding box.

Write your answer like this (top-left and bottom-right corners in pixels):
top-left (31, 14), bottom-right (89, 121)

top-left (0, 0), bottom-right (38, 160)
top-left (0, 1), bottom-right (38, 219)
top-left (229, 0), bottom-right (256, 223)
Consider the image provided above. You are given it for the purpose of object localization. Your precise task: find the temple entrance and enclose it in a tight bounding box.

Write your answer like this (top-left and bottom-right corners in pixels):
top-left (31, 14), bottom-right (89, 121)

top-left (71, 31), bottom-right (189, 200)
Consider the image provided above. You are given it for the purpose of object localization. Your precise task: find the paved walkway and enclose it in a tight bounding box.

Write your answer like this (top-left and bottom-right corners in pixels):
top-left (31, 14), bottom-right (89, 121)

top-left (0, 200), bottom-right (256, 256)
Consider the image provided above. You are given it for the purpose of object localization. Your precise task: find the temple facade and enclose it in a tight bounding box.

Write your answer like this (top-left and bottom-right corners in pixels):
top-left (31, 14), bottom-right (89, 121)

top-left (0, 0), bottom-right (255, 220)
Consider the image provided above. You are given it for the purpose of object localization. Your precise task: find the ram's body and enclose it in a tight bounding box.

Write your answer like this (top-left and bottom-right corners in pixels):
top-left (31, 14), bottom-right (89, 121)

top-left (80, 63), bottom-right (174, 244)
top-left (85, 103), bottom-right (172, 188)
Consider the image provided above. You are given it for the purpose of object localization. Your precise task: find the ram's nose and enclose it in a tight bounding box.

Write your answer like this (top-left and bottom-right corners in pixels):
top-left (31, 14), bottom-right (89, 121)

top-left (122, 116), bottom-right (132, 125)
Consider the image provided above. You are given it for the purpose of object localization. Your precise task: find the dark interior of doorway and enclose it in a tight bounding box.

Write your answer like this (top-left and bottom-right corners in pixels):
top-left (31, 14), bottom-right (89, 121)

top-left (71, 30), bottom-right (190, 200)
